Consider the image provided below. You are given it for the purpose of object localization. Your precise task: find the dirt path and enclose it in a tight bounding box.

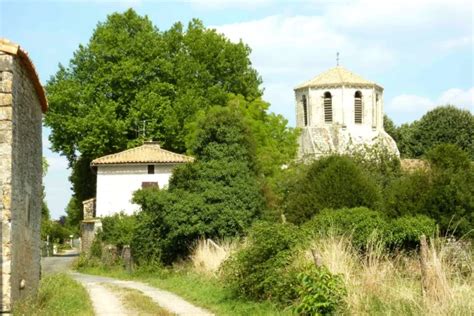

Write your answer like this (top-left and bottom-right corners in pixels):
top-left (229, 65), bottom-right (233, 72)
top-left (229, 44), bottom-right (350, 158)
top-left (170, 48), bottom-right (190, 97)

top-left (71, 272), bottom-right (214, 316)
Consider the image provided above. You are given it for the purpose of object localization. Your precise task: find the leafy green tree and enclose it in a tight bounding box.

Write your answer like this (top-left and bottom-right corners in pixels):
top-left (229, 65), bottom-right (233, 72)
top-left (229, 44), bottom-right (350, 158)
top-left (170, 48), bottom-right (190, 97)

top-left (424, 144), bottom-right (474, 235)
top-left (383, 115), bottom-right (399, 144)
top-left (283, 155), bottom-right (382, 225)
top-left (45, 9), bottom-right (262, 209)
top-left (132, 107), bottom-right (265, 264)
top-left (404, 106), bottom-right (474, 158)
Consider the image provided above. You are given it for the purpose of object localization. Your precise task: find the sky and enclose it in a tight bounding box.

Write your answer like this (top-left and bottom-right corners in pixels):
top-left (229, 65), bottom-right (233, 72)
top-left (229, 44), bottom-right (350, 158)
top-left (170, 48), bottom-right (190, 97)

top-left (1, 0), bottom-right (473, 219)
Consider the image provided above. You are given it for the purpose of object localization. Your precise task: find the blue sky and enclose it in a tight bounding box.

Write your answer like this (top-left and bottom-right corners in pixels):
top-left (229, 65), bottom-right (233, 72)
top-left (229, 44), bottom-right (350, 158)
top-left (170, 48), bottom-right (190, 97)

top-left (1, 0), bottom-right (473, 219)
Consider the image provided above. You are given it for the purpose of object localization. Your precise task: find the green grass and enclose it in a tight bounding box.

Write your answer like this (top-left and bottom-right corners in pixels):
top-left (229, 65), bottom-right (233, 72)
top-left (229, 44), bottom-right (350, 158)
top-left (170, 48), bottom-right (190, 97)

top-left (78, 265), bottom-right (291, 316)
top-left (13, 273), bottom-right (94, 316)
top-left (104, 283), bottom-right (173, 315)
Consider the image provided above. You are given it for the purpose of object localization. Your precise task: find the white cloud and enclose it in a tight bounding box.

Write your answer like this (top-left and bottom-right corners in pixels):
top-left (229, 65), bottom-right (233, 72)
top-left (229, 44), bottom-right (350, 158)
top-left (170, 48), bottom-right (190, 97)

top-left (388, 94), bottom-right (435, 113)
top-left (387, 87), bottom-right (473, 123)
top-left (438, 88), bottom-right (474, 109)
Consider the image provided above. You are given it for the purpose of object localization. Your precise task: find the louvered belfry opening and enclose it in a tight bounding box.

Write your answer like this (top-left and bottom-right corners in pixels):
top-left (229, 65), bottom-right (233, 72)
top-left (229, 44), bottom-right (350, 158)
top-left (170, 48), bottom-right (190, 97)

top-left (324, 92), bottom-right (332, 123)
top-left (302, 95), bottom-right (308, 126)
top-left (354, 91), bottom-right (362, 124)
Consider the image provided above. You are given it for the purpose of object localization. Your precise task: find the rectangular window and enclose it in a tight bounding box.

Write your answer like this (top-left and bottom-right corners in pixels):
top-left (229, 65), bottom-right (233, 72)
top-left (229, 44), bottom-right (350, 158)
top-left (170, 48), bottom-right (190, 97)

top-left (147, 165), bottom-right (155, 174)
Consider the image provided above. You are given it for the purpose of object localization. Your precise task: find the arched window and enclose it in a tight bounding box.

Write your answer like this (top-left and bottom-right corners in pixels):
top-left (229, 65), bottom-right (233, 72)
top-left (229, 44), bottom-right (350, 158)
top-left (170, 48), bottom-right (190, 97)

top-left (324, 92), bottom-right (332, 123)
top-left (302, 95), bottom-right (308, 126)
top-left (354, 91), bottom-right (362, 124)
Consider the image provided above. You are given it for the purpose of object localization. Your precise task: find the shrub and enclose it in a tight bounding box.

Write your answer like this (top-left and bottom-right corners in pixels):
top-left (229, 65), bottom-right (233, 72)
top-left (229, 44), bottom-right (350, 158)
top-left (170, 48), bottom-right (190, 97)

top-left (284, 155), bottom-right (381, 224)
top-left (304, 207), bottom-right (388, 249)
top-left (221, 221), bottom-right (303, 305)
top-left (384, 170), bottom-right (431, 217)
top-left (100, 212), bottom-right (138, 249)
top-left (294, 265), bottom-right (347, 315)
top-left (424, 144), bottom-right (474, 236)
top-left (387, 215), bottom-right (436, 249)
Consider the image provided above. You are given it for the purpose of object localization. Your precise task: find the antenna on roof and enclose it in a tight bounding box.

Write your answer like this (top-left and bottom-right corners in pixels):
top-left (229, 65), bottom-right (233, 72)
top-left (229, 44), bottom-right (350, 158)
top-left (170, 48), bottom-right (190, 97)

top-left (336, 52), bottom-right (340, 66)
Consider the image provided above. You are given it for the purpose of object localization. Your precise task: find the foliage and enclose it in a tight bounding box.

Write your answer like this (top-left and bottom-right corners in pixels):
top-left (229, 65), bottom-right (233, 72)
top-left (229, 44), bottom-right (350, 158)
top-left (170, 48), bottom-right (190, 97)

top-left (396, 106), bottom-right (474, 158)
top-left (304, 207), bottom-right (388, 249)
top-left (384, 170), bottom-right (432, 217)
top-left (284, 155), bottom-right (382, 224)
top-left (221, 221), bottom-right (302, 305)
top-left (64, 196), bottom-right (83, 233)
top-left (294, 265), bottom-right (347, 315)
top-left (13, 273), bottom-right (94, 316)
top-left (424, 144), bottom-right (474, 236)
top-left (132, 107), bottom-right (265, 264)
top-left (349, 142), bottom-right (401, 188)
top-left (77, 265), bottom-right (289, 315)
top-left (387, 215), bottom-right (436, 249)
top-left (100, 212), bottom-right (138, 249)
top-left (41, 220), bottom-right (72, 244)
top-left (383, 115), bottom-right (399, 144)
top-left (90, 236), bottom-right (103, 259)
top-left (45, 9), bottom-right (263, 210)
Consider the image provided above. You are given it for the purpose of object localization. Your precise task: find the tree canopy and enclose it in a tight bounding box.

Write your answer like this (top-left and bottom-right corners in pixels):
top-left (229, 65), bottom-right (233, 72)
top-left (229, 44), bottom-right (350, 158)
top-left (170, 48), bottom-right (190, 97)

top-left (388, 106), bottom-right (474, 159)
top-left (44, 10), bottom-right (298, 221)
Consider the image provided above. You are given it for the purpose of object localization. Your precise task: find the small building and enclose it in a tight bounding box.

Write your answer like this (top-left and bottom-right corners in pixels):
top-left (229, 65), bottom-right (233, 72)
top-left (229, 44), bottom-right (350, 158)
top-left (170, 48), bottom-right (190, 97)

top-left (294, 65), bottom-right (398, 159)
top-left (91, 142), bottom-right (193, 217)
top-left (0, 39), bottom-right (47, 312)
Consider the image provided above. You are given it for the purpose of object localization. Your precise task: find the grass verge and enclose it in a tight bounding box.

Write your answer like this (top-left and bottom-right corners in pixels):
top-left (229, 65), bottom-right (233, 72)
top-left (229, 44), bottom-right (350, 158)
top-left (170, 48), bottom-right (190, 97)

top-left (78, 265), bottom-right (290, 316)
top-left (13, 273), bottom-right (94, 316)
top-left (104, 283), bottom-right (173, 315)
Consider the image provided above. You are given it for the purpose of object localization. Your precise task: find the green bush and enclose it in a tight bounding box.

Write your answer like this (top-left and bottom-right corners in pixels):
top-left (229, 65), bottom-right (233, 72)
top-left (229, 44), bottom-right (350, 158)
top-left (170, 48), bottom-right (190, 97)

top-left (424, 144), bottom-right (474, 235)
top-left (384, 170), bottom-right (431, 217)
top-left (284, 155), bottom-right (381, 224)
top-left (304, 207), bottom-right (388, 249)
top-left (387, 215), bottom-right (436, 249)
top-left (221, 221), bottom-right (302, 305)
top-left (100, 212), bottom-right (138, 249)
top-left (294, 265), bottom-right (347, 315)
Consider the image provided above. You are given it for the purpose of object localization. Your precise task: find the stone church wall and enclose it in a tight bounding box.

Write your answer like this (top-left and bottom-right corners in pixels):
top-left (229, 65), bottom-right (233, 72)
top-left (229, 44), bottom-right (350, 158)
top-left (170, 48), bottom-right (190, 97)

top-left (0, 51), bottom-right (42, 312)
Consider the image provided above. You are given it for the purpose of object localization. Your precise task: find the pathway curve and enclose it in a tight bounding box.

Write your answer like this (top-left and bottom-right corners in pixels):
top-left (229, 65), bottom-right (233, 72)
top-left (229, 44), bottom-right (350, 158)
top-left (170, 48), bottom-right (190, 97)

top-left (71, 272), bottom-right (214, 316)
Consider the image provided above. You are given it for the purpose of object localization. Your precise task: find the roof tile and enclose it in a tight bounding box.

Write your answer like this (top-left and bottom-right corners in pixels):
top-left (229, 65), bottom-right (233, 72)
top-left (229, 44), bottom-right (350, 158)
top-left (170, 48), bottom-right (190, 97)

top-left (91, 142), bottom-right (194, 166)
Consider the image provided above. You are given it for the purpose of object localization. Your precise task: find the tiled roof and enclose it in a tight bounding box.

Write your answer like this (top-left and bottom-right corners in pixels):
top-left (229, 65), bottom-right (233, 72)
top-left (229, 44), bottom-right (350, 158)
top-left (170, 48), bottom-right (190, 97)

top-left (0, 38), bottom-right (48, 112)
top-left (295, 66), bottom-right (382, 90)
top-left (91, 142), bottom-right (194, 166)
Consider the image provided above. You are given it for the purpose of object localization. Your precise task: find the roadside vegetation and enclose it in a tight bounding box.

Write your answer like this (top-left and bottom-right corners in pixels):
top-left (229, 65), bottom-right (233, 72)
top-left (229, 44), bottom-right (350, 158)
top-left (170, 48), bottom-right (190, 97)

top-left (104, 284), bottom-right (173, 316)
top-left (13, 273), bottom-right (94, 316)
top-left (44, 9), bottom-right (473, 315)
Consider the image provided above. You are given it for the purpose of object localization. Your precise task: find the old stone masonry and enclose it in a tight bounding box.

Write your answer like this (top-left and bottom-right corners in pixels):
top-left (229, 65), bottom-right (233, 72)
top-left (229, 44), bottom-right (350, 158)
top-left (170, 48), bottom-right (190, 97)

top-left (0, 38), bottom-right (47, 312)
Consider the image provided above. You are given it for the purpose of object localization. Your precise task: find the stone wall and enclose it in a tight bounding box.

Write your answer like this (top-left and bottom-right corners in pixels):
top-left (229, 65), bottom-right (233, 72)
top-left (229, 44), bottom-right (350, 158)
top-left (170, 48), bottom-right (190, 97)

top-left (0, 51), bottom-right (42, 312)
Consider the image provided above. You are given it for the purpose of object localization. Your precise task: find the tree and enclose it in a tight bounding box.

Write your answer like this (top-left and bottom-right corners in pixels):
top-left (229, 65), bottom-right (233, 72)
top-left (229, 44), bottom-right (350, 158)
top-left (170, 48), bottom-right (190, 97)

top-left (45, 9), bottom-right (262, 211)
top-left (132, 107), bottom-right (266, 264)
top-left (424, 144), bottom-right (473, 235)
top-left (283, 155), bottom-right (382, 225)
top-left (405, 106), bottom-right (474, 159)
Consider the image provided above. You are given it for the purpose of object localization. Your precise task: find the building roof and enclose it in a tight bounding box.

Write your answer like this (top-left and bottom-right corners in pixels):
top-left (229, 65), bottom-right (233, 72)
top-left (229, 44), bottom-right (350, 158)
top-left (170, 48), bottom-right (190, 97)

top-left (0, 38), bottom-right (48, 112)
top-left (91, 142), bottom-right (194, 166)
top-left (294, 66), bottom-right (382, 90)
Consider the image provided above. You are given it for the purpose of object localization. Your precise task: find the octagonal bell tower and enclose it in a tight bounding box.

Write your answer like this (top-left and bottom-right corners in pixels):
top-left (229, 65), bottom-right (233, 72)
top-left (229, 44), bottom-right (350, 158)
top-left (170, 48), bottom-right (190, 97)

top-left (294, 65), bottom-right (399, 159)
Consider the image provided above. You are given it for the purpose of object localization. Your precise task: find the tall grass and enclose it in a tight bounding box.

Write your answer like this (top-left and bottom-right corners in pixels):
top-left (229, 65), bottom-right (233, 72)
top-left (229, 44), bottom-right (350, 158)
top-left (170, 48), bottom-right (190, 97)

top-left (190, 238), bottom-right (238, 275)
top-left (305, 235), bottom-right (473, 315)
top-left (13, 273), bottom-right (94, 316)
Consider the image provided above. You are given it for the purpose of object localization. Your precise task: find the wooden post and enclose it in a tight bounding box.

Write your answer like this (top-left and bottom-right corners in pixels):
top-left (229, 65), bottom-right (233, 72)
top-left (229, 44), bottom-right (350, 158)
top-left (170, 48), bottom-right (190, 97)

top-left (122, 245), bottom-right (132, 274)
top-left (310, 248), bottom-right (322, 267)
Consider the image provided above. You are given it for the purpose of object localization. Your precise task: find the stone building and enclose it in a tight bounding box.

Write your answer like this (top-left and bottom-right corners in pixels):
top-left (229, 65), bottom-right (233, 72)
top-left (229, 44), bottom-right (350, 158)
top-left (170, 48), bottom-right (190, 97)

top-left (294, 65), bottom-right (398, 159)
top-left (0, 39), bottom-right (47, 312)
top-left (91, 141), bottom-right (193, 217)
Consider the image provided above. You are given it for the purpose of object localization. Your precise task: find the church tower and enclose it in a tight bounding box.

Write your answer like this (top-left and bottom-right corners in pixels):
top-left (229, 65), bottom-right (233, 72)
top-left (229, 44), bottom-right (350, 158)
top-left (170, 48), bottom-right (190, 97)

top-left (294, 65), bottom-right (399, 159)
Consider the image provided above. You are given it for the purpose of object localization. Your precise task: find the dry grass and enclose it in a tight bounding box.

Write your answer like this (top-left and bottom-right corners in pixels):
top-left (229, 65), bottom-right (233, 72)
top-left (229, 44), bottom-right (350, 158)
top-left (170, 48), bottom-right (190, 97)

top-left (305, 235), bottom-right (473, 315)
top-left (190, 238), bottom-right (238, 275)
